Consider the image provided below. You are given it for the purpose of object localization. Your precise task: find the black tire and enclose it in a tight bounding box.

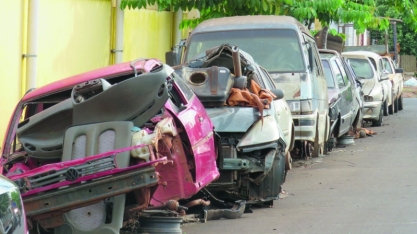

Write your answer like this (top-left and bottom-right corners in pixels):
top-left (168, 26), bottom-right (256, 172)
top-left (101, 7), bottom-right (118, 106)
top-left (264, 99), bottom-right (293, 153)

top-left (393, 97), bottom-right (398, 113)
top-left (372, 105), bottom-right (383, 127)
top-left (312, 121), bottom-right (323, 158)
top-left (383, 100), bottom-right (389, 116)
top-left (398, 95), bottom-right (403, 111)
top-left (389, 97), bottom-right (395, 114)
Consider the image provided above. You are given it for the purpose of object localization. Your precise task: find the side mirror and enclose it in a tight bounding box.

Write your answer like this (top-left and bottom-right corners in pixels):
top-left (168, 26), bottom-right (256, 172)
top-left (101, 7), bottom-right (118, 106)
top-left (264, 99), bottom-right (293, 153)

top-left (271, 89), bottom-right (284, 100)
top-left (380, 73), bottom-right (389, 81)
top-left (165, 51), bottom-right (179, 66)
top-left (395, 67), bottom-right (404, 74)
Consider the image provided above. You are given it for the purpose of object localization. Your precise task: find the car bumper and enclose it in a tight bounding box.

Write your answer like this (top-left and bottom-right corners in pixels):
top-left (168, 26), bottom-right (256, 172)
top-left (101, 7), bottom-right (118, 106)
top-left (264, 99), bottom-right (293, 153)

top-left (363, 101), bottom-right (382, 121)
top-left (23, 166), bottom-right (158, 218)
top-left (293, 113), bottom-right (316, 142)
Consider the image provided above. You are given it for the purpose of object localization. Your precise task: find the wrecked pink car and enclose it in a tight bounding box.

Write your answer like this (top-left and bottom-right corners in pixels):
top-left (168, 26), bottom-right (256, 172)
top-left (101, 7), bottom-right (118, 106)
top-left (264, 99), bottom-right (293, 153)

top-left (1, 59), bottom-right (219, 233)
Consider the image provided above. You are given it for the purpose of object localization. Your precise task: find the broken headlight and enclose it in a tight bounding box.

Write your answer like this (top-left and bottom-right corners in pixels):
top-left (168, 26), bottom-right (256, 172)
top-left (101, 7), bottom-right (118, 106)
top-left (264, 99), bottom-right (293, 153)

top-left (363, 95), bottom-right (373, 102)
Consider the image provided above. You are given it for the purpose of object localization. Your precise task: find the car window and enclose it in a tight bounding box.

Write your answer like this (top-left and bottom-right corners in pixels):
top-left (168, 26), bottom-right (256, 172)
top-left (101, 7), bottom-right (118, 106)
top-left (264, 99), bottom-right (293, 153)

top-left (259, 66), bottom-right (277, 89)
top-left (346, 58), bottom-right (374, 79)
top-left (330, 60), bottom-right (345, 88)
top-left (335, 59), bottom-right (349, 86)
top-left (368, 57), bottom-right (377, 71)
top-left (304, 36), bottom-right (324, 78)
top-left (185, 29), bottom-right (306, 73)
top-left (378, 59), bottom-right (384, 76)
top-left (321, 60), bottom-right (335, 88)
top-left (382, 58), bottom-right (393, 73)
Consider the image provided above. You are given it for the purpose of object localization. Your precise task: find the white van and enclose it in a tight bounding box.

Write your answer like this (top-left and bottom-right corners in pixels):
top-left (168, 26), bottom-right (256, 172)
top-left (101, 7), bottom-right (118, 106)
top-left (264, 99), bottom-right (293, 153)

top-left (169, 15), bottom-right (329, 158)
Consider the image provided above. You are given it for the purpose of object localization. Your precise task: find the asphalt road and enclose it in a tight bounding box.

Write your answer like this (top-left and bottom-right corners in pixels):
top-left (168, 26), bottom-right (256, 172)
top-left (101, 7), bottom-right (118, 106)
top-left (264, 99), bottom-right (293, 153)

top-left (182, 98), bottom-right (417, 234)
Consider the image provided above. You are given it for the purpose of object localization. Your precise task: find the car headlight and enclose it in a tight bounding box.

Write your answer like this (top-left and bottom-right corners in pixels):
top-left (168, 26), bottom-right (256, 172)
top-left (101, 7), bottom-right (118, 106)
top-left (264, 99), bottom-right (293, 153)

top-left (289, 100), bottom-right (313, 115)
top-left (329, 104), bottom-right (338, 121)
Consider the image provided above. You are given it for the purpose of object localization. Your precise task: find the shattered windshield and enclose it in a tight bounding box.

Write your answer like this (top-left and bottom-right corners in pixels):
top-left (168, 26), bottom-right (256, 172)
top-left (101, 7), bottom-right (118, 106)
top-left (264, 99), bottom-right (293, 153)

top-left (185, 29), bottom-right (305, 73)
top-left (346, 58), bottom-right (374, 79)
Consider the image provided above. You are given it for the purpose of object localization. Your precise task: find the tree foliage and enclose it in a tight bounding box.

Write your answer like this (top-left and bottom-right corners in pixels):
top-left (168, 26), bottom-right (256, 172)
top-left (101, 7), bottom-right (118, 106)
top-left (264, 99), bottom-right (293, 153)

top-left (120, 0), bottom-right (415, 34)
top-left (371, 0), bottom-right (417, 56)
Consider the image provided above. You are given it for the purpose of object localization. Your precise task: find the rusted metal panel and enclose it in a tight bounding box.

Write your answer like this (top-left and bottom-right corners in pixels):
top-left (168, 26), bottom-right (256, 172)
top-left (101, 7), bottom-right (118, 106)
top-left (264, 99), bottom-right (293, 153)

top-left (400, 55), bottom-right (416, 72)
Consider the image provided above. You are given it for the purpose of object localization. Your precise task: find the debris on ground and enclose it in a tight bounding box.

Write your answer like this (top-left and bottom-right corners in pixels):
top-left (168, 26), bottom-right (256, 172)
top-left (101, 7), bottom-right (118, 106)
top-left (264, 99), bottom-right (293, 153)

top-left (353, 128), bottom-right (377, 139)
top-left (404, 77), bottom-right (417, 87)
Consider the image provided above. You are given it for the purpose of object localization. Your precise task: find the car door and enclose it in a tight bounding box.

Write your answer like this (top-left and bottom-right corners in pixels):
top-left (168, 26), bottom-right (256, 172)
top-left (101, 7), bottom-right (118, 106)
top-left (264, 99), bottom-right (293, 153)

top-left (368, 56), bottom-right (391, 105)
top-left (329, 58), bottom-right (352, 135)
top-left (259, 66), bottom-right (292, 150)
top-left (164, 74), bottom-right (218, 184)
top-left (383, 56), bottom-right (402, 99)
top-left (335, 58), bottom-right (355, 126)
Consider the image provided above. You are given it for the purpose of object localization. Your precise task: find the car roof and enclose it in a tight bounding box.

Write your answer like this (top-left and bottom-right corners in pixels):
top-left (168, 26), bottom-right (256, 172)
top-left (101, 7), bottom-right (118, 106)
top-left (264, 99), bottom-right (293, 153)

top-left (342, 51), bottom-right (382, 60)
top-left (191, 15), bottom-right (311, 36)
top-left (22, 59), bottom-right (162, 102)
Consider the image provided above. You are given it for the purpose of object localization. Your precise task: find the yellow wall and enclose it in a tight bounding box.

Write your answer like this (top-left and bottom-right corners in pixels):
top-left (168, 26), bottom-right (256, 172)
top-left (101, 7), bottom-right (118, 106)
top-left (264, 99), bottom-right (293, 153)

top-left (37, 0), bottom-right (112, 87)
top-left (0, 0), bottom-right (25, 145)
top-left (0, 0), bottom-right (177, 147)
top-left (123, 9), bottom-right (173, 62)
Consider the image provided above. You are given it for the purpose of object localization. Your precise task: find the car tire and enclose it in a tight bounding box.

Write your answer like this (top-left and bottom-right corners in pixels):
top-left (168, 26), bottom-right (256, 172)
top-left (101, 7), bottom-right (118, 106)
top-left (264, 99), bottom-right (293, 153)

top-left (372, 104), bottom-right (383, 127)
top-left (383, 100), bottom-right (389, 116)
top-left (389, 97), bottom-right (395, 114)
top-left (312, 120), bottom-right (324, 158)
top-left (398, 95), bottom-right (403, 111)
top-left (393, 97), bottom-right (398, 113)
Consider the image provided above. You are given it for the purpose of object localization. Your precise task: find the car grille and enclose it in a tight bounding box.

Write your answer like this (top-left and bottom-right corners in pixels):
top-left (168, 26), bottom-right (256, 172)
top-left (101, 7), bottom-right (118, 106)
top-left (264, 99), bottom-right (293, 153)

top-left (16, 155), bottom-right (115, 191)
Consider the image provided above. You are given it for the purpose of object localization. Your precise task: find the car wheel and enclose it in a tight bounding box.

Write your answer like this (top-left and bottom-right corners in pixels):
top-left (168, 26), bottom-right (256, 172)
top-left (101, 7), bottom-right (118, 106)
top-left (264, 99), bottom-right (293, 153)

top-left (383, 100), bottom-right (389, 116)
top-left (398, 95), bottom-right (403, 111)
top-left (393, 97), bottom-right (398, 113)
top-left (388, 98), bottom-right (395, 115)
top-left (285, 151), bottom-right (292, 171)
top-left (312, 122), bottom-right (324, 158)
top-left (372, 104), bottom-right (383, 127)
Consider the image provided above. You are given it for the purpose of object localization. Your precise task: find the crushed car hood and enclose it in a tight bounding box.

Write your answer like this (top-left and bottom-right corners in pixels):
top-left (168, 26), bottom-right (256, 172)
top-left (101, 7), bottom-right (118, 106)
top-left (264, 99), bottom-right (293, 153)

top-left (206, 107), bottom-right (264, 132)
top-left (360, 79), bottom-right (376, 96)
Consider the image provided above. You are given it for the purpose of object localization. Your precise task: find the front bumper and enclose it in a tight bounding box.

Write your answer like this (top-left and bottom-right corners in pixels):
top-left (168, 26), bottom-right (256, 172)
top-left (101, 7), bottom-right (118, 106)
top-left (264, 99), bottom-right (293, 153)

top-left (362, 100), bottom-right (382, 121)
top-left (24, 166), bottom-right (158, 218)
top-left (292, 113), bottom-right (316, 142)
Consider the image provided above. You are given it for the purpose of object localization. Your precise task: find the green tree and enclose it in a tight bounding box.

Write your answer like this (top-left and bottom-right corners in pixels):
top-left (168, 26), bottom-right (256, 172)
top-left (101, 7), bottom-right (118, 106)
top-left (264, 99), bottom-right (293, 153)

top-left (370, 0), bottom-right (417, 56)
top-left (120, 0), bottom-right (392, 32)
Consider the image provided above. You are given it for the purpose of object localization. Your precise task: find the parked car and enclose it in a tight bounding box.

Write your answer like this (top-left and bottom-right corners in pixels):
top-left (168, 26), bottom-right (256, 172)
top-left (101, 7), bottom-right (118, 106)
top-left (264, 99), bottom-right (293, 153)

top-left (319, 49), bottom-right (363, 151)
top-left (1, 59), bottom-right (220, 233)
top-left (344, 46), bottom-right (403, 114)
top-left (342, 51), bottom-right (391, 126)
top-left (343, 51), bottom-right (394, 116)
top-left (0, 175), bottom-right (27, 234)
top-left (175, 44), bottom-right (293, 206)
top-left (167, 15), bottom-right (329, 159)
top-left (381, 54), bottom-right (404, 111)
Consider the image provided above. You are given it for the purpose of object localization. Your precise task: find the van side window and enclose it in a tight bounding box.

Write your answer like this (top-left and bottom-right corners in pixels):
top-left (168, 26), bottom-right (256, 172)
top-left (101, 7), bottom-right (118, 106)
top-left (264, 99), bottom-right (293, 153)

top-left (303, 35), bottom-right (324, 78)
